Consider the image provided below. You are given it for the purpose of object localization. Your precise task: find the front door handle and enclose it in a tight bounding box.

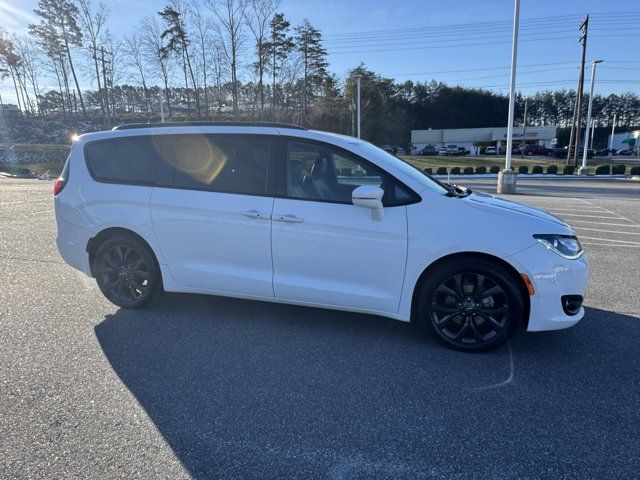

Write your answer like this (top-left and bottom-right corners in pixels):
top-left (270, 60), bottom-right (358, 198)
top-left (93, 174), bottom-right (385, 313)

top-left (274, 214), bottom-right (304, 223)
top-left (241, 210), bottom-right (271, 220)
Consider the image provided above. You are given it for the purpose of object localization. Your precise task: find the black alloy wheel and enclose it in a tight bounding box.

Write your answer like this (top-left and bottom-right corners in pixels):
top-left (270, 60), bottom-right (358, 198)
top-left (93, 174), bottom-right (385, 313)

top-left (416, 258), bottom-right (523, 352)
top-left (431, 273), bottom-right (509, 345)
top-left (94, 236), bottom-right (159, 308)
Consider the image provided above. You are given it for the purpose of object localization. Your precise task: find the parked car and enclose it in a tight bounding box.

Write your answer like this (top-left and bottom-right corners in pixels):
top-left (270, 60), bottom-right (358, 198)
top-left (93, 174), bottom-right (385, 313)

top-left (54, 121), bottom-right (588, 352)
top-left (484, 147), bottom-right (497, 155)
top-left (522, 145), bottom-right (552, 156)
top-left (395, 147), bottom-right (406, 156)
top-left (596, 148), bottom-right (616, 156)
top-left (617, 149), bottom-right (634, 156)
top-left (445, 145), bottom-right (459, 156)
top-left (438, 147), bottom-right (448, 156)
top-left (551, 146), bottom-right (595, 159)
top-left (417, 145), bottom-right (438, 156)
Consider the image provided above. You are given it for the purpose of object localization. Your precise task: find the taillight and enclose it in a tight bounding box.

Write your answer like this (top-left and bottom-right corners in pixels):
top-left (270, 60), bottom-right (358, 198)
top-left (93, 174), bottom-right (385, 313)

top-left (53, 178), bottom-right (66, 196)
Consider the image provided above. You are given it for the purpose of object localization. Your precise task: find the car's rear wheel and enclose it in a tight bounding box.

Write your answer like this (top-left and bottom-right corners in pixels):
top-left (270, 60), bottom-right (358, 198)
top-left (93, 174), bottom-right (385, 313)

top-left (94, 235), bottom-right (159, 308)
top-left (415, 257), bottom-right (524, 352)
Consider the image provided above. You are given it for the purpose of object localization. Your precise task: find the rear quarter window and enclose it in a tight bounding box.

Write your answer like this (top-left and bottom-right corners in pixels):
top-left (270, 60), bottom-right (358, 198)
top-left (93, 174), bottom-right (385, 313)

top-left (84, 136), bottom-right (162, 185)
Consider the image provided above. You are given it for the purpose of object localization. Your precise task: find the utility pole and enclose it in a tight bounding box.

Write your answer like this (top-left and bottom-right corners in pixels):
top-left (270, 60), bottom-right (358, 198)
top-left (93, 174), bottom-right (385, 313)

top-left (572, 15), bottom-right (589, 167)
top-left (91, 45), bottom-right (113, 129)
top-left (520, 97), bottom-right (527, 158)
top-left (356, 76), bottom-right (361, 139)
top-left (579, 59), bottom-right (602, 175)
top-left (497, 0), bottom-right (520, 194)
top-left (590, 118), bottom-right (596, 149)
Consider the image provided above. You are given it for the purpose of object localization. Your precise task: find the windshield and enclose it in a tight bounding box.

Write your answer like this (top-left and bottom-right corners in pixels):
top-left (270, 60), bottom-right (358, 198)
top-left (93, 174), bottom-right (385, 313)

top-left (356, 141), bottom-right (449, 194)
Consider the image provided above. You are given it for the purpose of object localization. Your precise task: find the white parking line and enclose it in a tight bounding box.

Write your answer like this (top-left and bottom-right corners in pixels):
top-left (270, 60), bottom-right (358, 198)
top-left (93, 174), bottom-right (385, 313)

top-left (574, 198), bottom-right (640, 226)
top-left (579, 236), bottom-right (640, 245)
top-left (573, 227), bottom-right (640, 236)
top-left (568, 220), bottom-right (640, 228)
top-left (546, 207), bottom-right (609, 213)
top-left (582, 242), bottom-right (640, 248)
top-left (550, 212), bottom-right (630, 220)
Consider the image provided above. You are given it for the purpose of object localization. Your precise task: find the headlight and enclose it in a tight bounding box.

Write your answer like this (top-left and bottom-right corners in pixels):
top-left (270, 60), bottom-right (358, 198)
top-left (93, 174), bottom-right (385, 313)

top-left (533, 234), bottom-right (583, 259)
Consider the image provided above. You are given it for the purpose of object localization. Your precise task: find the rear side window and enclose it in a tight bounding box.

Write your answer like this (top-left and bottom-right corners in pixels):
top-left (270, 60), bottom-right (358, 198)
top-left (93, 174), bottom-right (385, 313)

top-left (85, 136), bottom-right (161, 185)
top-left (85, 134), bottom-right (271, 196)
top-left (169, 135), bottom-right (271, 195)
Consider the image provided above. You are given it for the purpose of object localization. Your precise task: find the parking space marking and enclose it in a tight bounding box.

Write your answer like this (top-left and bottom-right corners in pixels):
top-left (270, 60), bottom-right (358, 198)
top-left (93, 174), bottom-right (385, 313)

top-left (568, 220), bottom-right (640, 228)
top-left (549, 212), bottom-right (629, 219)
top-left (582, 242), bottom-right (640, 248)
top-left (573, 227), bottom-right (640, 236)
top-left (573, 198), bottom-right (639, 225)
top-left (549, 206), bottom-right (609, 212)
top-left (578, 235), bottom-right (640, 245)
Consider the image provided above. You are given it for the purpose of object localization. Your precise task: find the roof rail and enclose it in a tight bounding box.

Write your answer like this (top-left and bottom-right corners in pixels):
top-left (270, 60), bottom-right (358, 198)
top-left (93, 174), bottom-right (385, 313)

top-left (112, 121), bottom-right (307, 131)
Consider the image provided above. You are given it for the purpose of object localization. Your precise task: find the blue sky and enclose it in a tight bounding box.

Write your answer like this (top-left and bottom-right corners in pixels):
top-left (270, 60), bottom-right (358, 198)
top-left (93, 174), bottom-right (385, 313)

top-left (1, 0), bottom-right (639, 103)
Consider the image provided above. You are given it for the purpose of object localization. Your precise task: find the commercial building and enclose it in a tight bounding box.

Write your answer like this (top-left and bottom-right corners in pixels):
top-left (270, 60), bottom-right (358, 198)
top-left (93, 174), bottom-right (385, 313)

top-left (411, 126), bottom-right (557, 154)
top-left (608, 130), bottom-right (640, 151)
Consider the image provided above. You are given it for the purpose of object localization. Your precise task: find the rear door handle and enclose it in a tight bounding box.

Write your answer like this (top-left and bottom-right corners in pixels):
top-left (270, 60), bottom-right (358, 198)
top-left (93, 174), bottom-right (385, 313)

top-left (274, 214), bottom-right (304, 223)
top-left (241, 210), bottom-right (271, 220)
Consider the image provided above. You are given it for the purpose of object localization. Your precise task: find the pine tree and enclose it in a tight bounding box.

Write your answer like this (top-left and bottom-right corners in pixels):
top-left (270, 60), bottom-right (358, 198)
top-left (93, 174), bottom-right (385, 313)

top-left (159, 5), bottom-right (201, 118)
top-left (265, 12), bottom-right (293, 116)
top-left (294, 19), bottom-right (327, 123)
top-left (29, 0), bottom-right (86, 118)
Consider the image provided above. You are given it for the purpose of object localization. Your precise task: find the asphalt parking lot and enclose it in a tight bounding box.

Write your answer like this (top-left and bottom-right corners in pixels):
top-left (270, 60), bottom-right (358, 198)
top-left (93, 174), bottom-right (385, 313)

top-left (1, 177), bottom-right (639, 479)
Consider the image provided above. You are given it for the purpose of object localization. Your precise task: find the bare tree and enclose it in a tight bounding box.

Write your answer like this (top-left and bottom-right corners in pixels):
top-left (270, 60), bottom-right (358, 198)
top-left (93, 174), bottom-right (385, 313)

top-left (123, 33), bottom-right (150, 114)
top-left (76, 0), bottom-right (109, 121)
top-left (190, 2), bottom-right (213, 116)
top-left (209, 0), bottom-right (245, 120)
top-left (16, 37), bottom-right (42, 113)
top-left (141, 15), bottom-right (172, 117)
top-left (243, 0), bottom-right (277, 119)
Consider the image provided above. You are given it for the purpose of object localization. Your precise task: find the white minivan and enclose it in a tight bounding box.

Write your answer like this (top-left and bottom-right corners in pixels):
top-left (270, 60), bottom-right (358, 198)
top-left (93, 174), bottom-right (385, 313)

top-left (54, 122), bottom-right (588, 352)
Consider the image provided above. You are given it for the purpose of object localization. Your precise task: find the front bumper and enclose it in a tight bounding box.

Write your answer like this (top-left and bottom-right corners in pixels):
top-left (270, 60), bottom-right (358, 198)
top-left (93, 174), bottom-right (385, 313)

top-left (509, 242), bottom-right (589, 332)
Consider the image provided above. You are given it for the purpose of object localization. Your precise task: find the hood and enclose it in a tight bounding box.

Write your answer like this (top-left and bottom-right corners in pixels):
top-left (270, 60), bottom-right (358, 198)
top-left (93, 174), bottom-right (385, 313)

top-left (464, 191), bottom-right (571, 229)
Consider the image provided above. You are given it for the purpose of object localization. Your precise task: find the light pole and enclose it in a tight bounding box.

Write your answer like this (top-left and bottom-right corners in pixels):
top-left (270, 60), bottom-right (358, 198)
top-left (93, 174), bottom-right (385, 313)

top-left (579, 59), bottom-right (603, 175)
top-left (497, 0), bottom-right (520, 194)
top-left (609, 113), bottom-right (617, 158)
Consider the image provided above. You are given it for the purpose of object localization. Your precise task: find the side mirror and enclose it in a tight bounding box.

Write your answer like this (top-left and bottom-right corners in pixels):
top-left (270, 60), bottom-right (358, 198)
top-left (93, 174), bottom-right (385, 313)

top-left (352, 185), bottom-right (384, 220)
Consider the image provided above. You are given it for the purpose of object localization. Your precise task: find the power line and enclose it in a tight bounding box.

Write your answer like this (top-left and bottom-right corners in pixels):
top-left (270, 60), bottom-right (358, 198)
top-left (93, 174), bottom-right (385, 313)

top-left (323, 22), bottom-right (640, 46)
top-left (387, 61), bottom-right (581, 77)
top-left (327, 33), bottom-right (640, 55)
top-left (323, 11), bottom-right (640, 39)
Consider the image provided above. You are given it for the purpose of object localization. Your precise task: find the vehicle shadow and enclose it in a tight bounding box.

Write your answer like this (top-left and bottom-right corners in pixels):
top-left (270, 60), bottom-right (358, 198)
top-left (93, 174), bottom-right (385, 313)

top-left (95, 296), bottom-right (640, 479)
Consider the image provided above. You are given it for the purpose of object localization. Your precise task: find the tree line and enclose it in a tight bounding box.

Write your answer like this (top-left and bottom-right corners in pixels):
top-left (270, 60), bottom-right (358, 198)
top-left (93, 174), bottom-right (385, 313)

top-left (0, 0), bottom-right (638, 147)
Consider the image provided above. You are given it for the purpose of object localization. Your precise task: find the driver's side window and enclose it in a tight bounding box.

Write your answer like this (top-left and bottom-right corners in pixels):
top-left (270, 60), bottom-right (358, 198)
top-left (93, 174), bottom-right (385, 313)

top-left (285, 140), bottom-right (411, 205)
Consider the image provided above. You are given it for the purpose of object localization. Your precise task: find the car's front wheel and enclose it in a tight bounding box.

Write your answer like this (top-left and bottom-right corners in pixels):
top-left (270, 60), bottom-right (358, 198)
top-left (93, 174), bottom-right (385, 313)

top-left (94, 235), bottom-right (160, 308)
top-left (415, 257), bottom-right (524, 352)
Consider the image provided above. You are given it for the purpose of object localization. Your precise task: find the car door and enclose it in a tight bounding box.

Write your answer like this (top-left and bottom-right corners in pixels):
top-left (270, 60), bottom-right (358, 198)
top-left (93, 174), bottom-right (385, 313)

top-left (271, 138), bottom-right (414, 314)
top-left (150, 133), bottom-right (276, 298)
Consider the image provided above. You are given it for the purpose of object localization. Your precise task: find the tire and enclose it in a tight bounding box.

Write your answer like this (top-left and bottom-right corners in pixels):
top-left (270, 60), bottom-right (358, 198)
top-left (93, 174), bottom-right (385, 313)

top-left (94, 235), bottom-right (160, 309)
top-left (414, 257), bottom-right (524, 352)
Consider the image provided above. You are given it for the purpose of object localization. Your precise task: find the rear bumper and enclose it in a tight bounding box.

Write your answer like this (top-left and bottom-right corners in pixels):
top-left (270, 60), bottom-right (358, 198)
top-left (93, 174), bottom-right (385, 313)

top-left (509, 242), bottom-right (589, 332)
top-left (55, 217), bottom-right (92, 276)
